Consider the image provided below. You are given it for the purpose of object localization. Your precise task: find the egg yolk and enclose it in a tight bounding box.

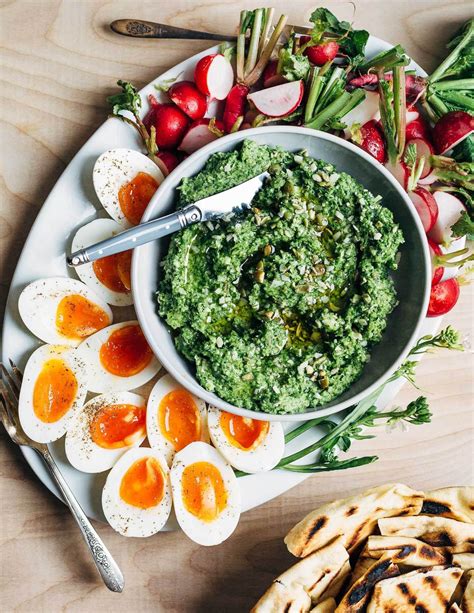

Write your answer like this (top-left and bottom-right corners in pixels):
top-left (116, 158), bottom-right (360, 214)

top-left (119, 457), bottom-right (165, 509)
top-left (118, 172), bottom-right (159, 226)
top-left (220, 412), bottom-right (269, 451)
top-left (90, 404), bottom-right (146, 449)
top-left (33, 358), bottom-right (78, 423)
top-left (56, 294), bottom-right (109, 340)
top-left (92, 250), bottom-right (132, 293)
top-left (181, 461), bottom-right (227, 522)
top-left (99, 324), bottom-right (153, 377)
top-left (158, 389), bottom-right (201, 452)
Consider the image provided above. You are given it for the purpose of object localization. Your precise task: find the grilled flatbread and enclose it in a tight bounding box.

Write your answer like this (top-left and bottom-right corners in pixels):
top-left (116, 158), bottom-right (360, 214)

top-left (318, 560), bottom-right (351, 601)
top-left (348, 546), bottom-right (376, 587)
top-left (366, 565), bottom-right (463, 613)
top-left (285, 484), bottom-right (424, 557)
top-left (252, 539), bottom-right (349, 613)
top-left (335, 557), bottom-right (399, 612)
top-left (366, 535), bottom-right (448, 566)
top-left (460, 570), bottom-right (474, 613)
top-left (310, 598), bottom-right (336, 613)
top-left (452, 552), bottom-right (474, 570)
top-left (252, 581), bottom-right (311, 613)
top-left (421, 487), bottom-right (474, 523)
top-left (449, 604), bottom-right (462, 613)
top-left (378, 515), bottom-right (474, 547)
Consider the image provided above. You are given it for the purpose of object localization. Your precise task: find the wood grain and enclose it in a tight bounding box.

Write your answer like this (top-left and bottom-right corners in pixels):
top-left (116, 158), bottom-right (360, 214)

top-left (0, 1), bottom-right (473, 611)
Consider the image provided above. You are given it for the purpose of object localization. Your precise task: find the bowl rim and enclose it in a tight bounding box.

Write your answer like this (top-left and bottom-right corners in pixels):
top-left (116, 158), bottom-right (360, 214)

top-left (132, 126), bottom-right (431, 422)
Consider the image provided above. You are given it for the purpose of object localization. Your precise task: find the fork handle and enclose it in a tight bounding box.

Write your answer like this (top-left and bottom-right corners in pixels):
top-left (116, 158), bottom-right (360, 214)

top-left (38, 448), bottom-right (124, 592)
top-left (110, 18), bottom-right (237, 41)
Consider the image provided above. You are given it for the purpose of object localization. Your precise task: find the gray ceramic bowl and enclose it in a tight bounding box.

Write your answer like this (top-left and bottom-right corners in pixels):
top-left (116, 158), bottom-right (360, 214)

top-left (132, 127), bottom-right (430, 422)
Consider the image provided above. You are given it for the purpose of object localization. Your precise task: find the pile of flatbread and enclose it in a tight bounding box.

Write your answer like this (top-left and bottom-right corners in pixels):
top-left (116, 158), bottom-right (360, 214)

top-left (252, 483), bottom-right (473, 612)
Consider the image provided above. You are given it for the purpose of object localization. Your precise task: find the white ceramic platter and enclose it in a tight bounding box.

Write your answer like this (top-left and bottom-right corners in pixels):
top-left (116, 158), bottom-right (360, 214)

top-left (1, 35), bottom-right (438, 525)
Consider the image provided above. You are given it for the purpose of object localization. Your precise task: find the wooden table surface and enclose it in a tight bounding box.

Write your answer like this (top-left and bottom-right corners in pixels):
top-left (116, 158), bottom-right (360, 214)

top-left (1, 1), bottom-right (473, 611)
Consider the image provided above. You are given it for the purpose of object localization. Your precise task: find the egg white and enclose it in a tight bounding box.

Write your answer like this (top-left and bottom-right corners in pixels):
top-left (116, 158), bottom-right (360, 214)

top-left (170, 442), bottom-right (241, 546)
top-left (147, 373), bottom-right (209, 465)
top-left (71, 218), bottom-right (133, 306)
top-left (18, 277), bottom-right (113, 347)
top-left (76, 320), bottom-right (161, 393)
top-left (102, 447), bottom-right (172, 537)
top-left (208, 407), bottom-right (285, 473)
top-left (18, 344), bottom-right (88, 443)
top-left (93, 148), bottom-right (164, 228)
top-left (65, 391), bottom-right (146, 473)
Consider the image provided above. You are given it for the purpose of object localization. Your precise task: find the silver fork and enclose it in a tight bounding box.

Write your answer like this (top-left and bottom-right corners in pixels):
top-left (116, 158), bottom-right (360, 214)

top-left (0, 361), bottom-right (124, 593)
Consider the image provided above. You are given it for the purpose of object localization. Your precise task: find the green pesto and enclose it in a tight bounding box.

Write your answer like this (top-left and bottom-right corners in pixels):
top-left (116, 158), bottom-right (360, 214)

top-left (157, 140), bottom-right (404, 415)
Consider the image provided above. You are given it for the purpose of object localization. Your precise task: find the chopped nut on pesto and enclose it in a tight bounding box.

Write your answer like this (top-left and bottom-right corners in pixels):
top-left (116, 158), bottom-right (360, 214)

top-left (157, 140), bottom-right (404, 415)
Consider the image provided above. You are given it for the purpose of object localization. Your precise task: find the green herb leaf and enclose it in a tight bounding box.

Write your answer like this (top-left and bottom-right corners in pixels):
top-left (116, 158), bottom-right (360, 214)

top-left (219, 42), bottom-right (236, 63)
top-left (278, 35), bottom-right (310, 81)
top-left (308, 7), bottom-right (369, 65)
top-left (404, 143), bottom-right (418, 169)
top-left (452, 210), bottom-right (474, 241)
top-left (107, 80), bottom-right (142, 117)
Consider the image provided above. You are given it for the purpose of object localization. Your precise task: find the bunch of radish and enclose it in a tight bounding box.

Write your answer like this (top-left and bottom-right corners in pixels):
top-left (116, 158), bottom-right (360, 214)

top-left (107, 7), bottom-right (472, 320)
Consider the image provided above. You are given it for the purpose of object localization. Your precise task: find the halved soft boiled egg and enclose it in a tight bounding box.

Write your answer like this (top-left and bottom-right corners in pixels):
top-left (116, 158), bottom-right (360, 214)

top-left (18, 277), bottom-right (112, 347)
top-left (72, 219), bottom-right (133, 307)
top-left (147, 373), bottom-right (209, 465)
top-left (208, 407), bottom-right (285, 473)
top-left (65, 392), bottom-right (146, 473)
top-left (170, 442), bottom-right (240, 546)
top-left (77, 320), bottom-right (160, 393)
top-left (19, 345), bottom-right (88, 443)
top-left (102, 447), bottom-right (171, 537)
top-left (93, 148), bottom-right (164, 228)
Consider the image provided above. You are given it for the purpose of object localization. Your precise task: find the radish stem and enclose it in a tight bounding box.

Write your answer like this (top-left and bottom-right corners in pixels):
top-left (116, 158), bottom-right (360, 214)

top-left (393, 67), bottom-right (406, 159)
top-left (259, 7), bottom-right (274, 56)
top-left (304, 68), bottom-right (322, 124)
top-left (431, 78), bottom-right (474, 91)
top-left (244, 8), bottom-right (263, 77)
top-left (429, 19), bottom-right (474, 83)
top-left (245, 13), bottom-right (288, 87)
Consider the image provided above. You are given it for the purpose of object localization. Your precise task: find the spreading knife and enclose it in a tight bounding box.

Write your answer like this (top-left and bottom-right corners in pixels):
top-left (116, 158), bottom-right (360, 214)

top-left (67, 172), bottom-right (268, 267)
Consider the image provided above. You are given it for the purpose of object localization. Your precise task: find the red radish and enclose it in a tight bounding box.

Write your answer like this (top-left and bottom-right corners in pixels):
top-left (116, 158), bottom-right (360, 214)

top-left (305, 41), bottom-right (339, 66)
top-left (418, 170), bottom-right (437, 186)
top-left (358, 120), bottom-right (386, 163)
top-left (342, 91), bottom-right (380, 137)
top-left (427, 278), bottom-right (460, 317)
top-left (428, 191), bottom-right (466, 244)
top-left (432, 111), bottom-right (474, 154)
top-left (385, 159), bottom-right (409, 189)
top-left (194, 54), bottom-right (234, 100)
top-left (348, 74), bottom-right (426, 102)
top-left (223, 84), bottom-right (250, 133)
top-left (178, 118), bottom-right (224, 154)
top-left (406, 117), bottom-right (431, 141)
top-left (409, 188), bottom-right (438, 233)
top-left (429, 239), bottom-right (445, 285)
top-left (157, 151), bottom-right (180, 174)
top-left (348, 74), bottom-right (379, 89)
top-left (143, 94), bottom-right (161, 131)
top-left (247, 80), bottom-right (304, 117)
top-left (152, 103), bottom-right (189, 149)
top-left (263, 60), bottom-right (286, 88)
top-left (168, 81), bottom-right (207, 120)
top-left (406, 138), bottom-right (434, 179)
top-left (405, 75), bottom-right (426, 104)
